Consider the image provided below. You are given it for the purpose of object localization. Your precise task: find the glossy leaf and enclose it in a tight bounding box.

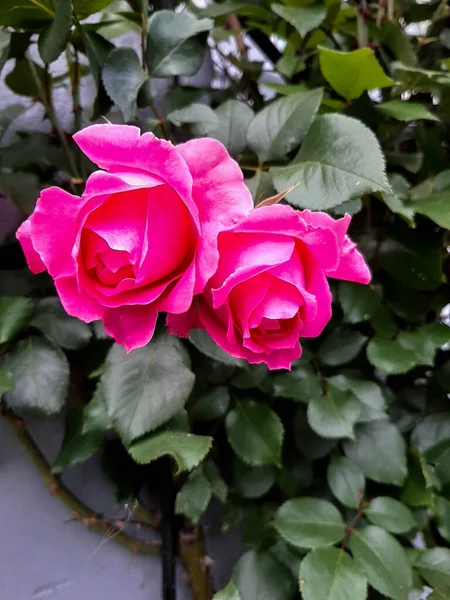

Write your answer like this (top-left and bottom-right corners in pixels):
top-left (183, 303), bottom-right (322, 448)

top-left (52, 407), bottom-right (102, 473)
top-left (327, 455), bottom-right (365, 508)
top-left (364, 497), bottom-right (416, 533)
top-left (233, 550), bottom-right (295, 600)
top-left (0, 296), bottom-right (33, 344)
top-left (175, 469), bottom-right (212, 523)
top-left (317, 329), bottom-right (368, 366)
top-left (376, 100), bottom-right (438, 122)
top-left (415, 548), bottom-right (450, 593)
top-left (38, 0), bottom-right (72, 64)
top-left (31, 297), bottom-right (92, 350)
top-left (307, 383), bottom-right (361, 439)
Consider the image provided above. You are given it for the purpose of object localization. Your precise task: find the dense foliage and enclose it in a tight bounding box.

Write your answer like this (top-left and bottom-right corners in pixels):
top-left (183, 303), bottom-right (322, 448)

top-left (1, 0), bottom-right (450, 598)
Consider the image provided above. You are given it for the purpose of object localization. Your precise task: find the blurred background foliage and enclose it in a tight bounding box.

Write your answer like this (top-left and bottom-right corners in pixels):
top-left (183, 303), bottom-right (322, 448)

top-left (1, 0), bottom-right (450, 599)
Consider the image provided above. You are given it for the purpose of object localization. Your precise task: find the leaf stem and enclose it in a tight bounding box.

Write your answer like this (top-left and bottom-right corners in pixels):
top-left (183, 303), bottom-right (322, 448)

top-left (179, 525), bottom-right (215, 600)
top-left (1, 408), bottom-right (161, 556)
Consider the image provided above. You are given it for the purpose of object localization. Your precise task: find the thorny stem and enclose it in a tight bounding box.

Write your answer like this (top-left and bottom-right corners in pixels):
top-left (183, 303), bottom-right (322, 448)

top-left (28, 59), bottom-right (82, 193)
top-left (179, 526), bottom-right (214, 600)
top-left (1, 408), bottom-right (161, 556)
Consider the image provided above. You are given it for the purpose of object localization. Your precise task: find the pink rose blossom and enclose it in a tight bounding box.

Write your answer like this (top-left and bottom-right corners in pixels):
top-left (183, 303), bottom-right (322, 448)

top-left (16, 124), bottom-right (252, 351)
top-left (168, 205), bottom-right (371, 370)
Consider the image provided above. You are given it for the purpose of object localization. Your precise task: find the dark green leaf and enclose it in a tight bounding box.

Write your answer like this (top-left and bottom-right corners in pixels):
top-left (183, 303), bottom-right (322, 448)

top-left (294, 408), bottom-right (337, 459)
top-left (274, 497), bottom-right (345, 549)
top-left (31, 297), bottom-right (92, 350)
top-left (272, 115), bottom-right (391, 210)
top-left (52, 407), bottom-right (102, 473)
top-left (317, 329), bottom-right (368, 366)
top-left (0, 337), bottom-right (69, 415)
top-left (364, 497), bottom-right (416, 534)
top-left (414, 192), bottom-right (450, 228)
top-left (327, 455), bottom-right (365, 508)
top-left (102, 335), bottom-right (195, 443)
top-left (204, 460), bottom-right (228, 503)
top-left (233, 550), bottom-right (295, 600)
top-left (38, 0), bottom-right (72, 64)
top-left (328, 375), bottom-right (387, 423)
top-left (190, 386), bottom-right (230, 422)
top-left (339, 282), bottom-right (381, 324)
top-left (350, 526), bottom-right (412, 600)
top-left (411, 413), bottom-right (450, 462)
top-left (129, 430), bottom-right (212, 472)
top-left (278, 457), bottom-right (312, 498)
top-left (247, 89), bottom-right (322, 162)
top-left (166, 103), bottom-right (219, 135)
top-left (343, 420), bottom-right (407, 485)
top-left (272, 364), bottom-right (322, 402)
top-left (102, 47), bottom-right (148, 122)
top-left (0, 172), bottom-right (40, 214)
top-left (175, 469), bottom-right (212, 523)
top-left (299, 548), bottom-right (367, 600)
top-left (366, 336), bottom-right (418, 375)
top-left (5, 59), bottom-right (44, 97)
top-left (82, 383), bottom-right (110, 435)
top-left (232, 458), bottom-right (276, 499)
top-left (146, 10), bottom-right (213, 77)
top-left (0, 296), bottom-right (34, 344)
top-left (319, 47), bottom-right (393, 100)
top-left (0, 0), bottom-right (54, 27)
top-left (416, 548), bottom-right (450, 594)
top-left (307, 382), bottom-right (361, 439)
top-left (73, 0), bottom-right (115, 18)
top-left (225, 400), bottom-right (284, 467)
top-left (189, 329), bottom-right (246, 367)
top-left (271, 3), bottom-right (326, 38)
top-left (380, 236), bottom-right (442, 291)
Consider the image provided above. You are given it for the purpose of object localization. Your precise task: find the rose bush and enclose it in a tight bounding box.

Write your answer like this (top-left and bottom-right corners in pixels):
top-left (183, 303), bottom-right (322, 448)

top-left (17, 124), bottom-right (252, 350)
top-left (170, 206), bottom-right (370, 369)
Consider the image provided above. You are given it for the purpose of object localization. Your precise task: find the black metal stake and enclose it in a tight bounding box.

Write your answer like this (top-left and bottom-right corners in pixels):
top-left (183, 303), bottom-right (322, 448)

top-left (160, 457), bottom-right (176, 600)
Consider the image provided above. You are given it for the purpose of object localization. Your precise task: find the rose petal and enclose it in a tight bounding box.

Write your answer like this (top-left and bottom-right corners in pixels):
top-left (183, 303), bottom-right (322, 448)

top-left (103, 305), bottom-right (158, 352)
top-left (16, 219), bottom-right (46, 274)
top-left (299, 256), bottom-right (332, 338)
top-left (327, 236), bottom-right (371, 284)
top-left (55, 276), bottom-right (104, 322)
top-left (176, 138), bottom-right (253, 292)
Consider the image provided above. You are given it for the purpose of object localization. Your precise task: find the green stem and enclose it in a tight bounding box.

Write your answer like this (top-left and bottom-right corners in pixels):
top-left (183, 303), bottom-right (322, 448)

top-left (28, 58), bottom-right (82, 192)
top-left (1, 408), bottom-right (161, 556)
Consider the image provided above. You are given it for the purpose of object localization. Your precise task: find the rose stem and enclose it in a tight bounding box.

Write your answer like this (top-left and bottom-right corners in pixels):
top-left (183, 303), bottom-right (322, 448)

top-left (1, 408), bottom-right (161, 556)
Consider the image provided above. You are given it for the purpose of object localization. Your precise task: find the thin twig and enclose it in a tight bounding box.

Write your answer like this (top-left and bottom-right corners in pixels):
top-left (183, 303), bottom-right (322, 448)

top-left (1, 409), bottom-right (160, 556)
top-left (150, 102), bottom-right (171, 142)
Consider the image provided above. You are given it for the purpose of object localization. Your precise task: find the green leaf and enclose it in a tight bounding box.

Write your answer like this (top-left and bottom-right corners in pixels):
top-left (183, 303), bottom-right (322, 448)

top-left (343, 420), bottom-right (407, 485)
top-left (401, 455), bottom-right (434, 508)
top-left (189, 329), bottom-right (246, 367)
top-left (294, 408), bottom-right (337, 460)
top-left (146, 10), bottom-right (213, 77)
top-left (30, 298), bottom-right (91, 350)
top-left (350, 526), bottom-right (412, 600)
top-left (52, 407), bottom-right (102, 473)
top-left (232, 458), bottom-right (276, 499)
top-left (204, 460), bottom-right (228, 503)
top-left (363, 497), bottom-right (416, 534)
top-left (274, 497), bottom-right (345, 549)
top-left (339, 282), bottom-right (381, 324)
top-left (247, 89), bottom-right (323, 163)
top-left (0, 367), bottom-right (13, 397)
top-left (0, 337), bottom-right (69, 415)
top-left (397, 323), bottom-right (450, 369)
top-left (411, 413), bottom-right (450, 462)
top-left (72, 0), bottom-right (114, 18)
top-left (190, 386), bottom-right (230, 422)
top-left (102, 334), bottom-right (195, 444)
top-left (210, 99), bottom-right (254, 157)
top-left (233, 550), bottom-right (295, 600)
top-left (0, 0), bottom-right (54, 26)
top-left (213, 581), bottom-right (240, 600)
top-left (0, 171), bottom-right (40, 214)
top-left (379, 236), bottom-right (442, 291)
top-left (307, 382), bottom-right (361, 439)
top-left (5, 59), bottom-right (45, 97)
top-left (278, 457), bottom-right (312, 498)
top-left (38, 0), bottom-right (72, 64)
top-left (328, 375), bottom-right (387, 423)
top-left (0, 296), bottom-right (34, 344)
top-left (271, 3), bottom-right (326, 38)
top-left (175, 469), bottom-right (212, 523)
top-left (367, 336), bottom-right (418, 376)
top-left (225, 400), bottom-right (284, 467)
top-left (393, 63), bottom-right (450, 90)
top-left (414, 192), bottom-right (450, 228)
top-left (327, 455), bottom-right (365, 508)
top-left (376, 100), bottom-right (438, 122)
top-left (416, 548), bottom-right (450, 594)
top-left (81, 29), bottom-right (114, 86)
top-left (102, 48), bottom-right (148, 122)
top-left (299, 547), bottom-right (367, 600)
top-left (82, 383), bottom-right (110, 435)
top-left (319, 47), bottom-right (393, 100)
top-left (272, 364), bottom-right (322, 403)
top-left (317, 329), bottom-right (368, 366)
top-left (272, 115), bottom-right (391, 210)
top-left (129, 430), bottom-right (212, 472)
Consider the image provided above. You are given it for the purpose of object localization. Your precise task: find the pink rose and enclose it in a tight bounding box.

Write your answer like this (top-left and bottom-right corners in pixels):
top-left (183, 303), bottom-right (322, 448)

top-left (16, 124), bottom-right (252, 351)
top-left (168, 205), bottom-right (371, 370)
